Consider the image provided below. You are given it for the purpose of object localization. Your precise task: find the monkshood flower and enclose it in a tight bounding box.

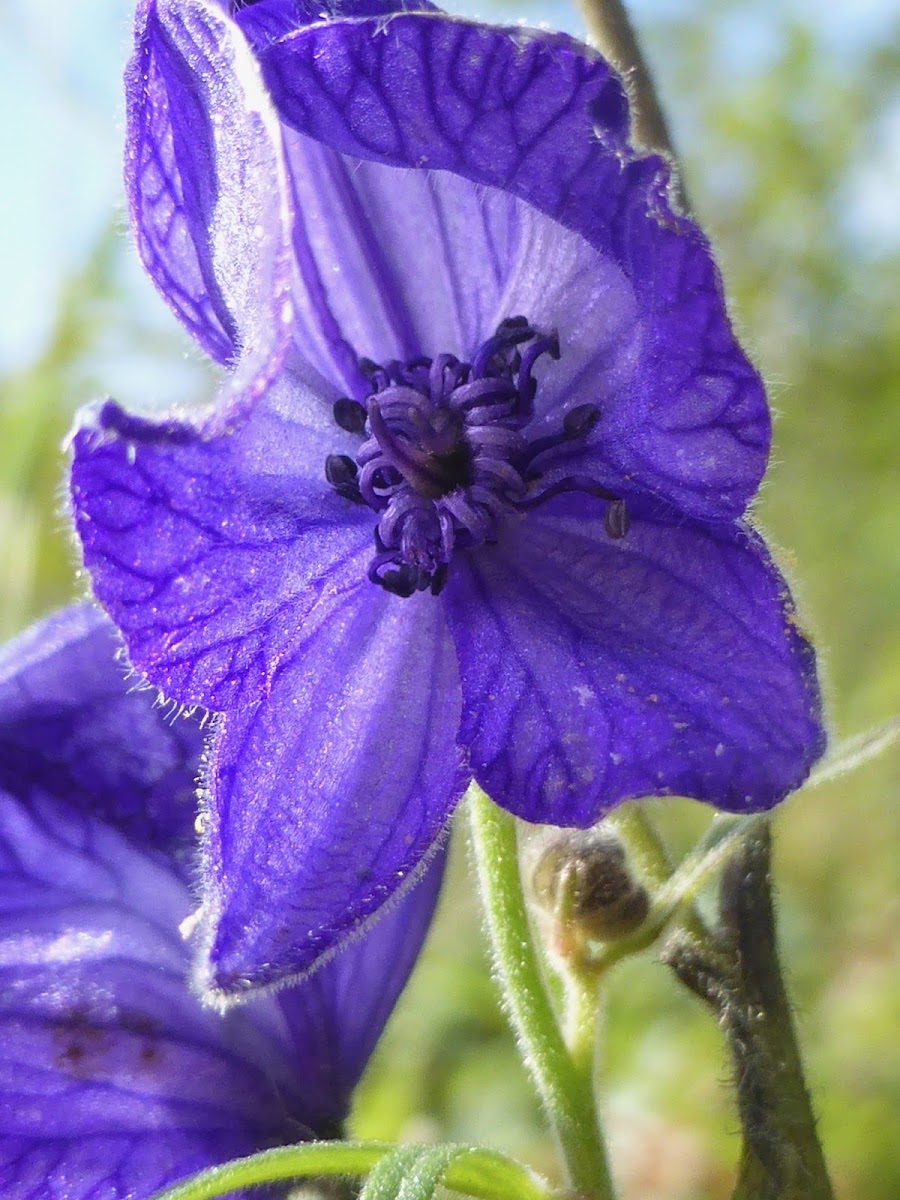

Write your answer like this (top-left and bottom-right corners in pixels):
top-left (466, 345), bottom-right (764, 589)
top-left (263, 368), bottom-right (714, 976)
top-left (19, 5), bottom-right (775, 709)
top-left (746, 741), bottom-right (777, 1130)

top-left (0, 604), bottom-right (443, 1198)
top-left (69, 0), bottom-right (825, 999)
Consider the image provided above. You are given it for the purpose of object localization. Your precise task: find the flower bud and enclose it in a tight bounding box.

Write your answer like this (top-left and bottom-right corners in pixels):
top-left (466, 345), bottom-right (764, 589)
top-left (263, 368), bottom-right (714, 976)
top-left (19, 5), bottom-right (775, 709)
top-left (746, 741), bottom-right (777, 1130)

top-left (530, 826), bottom-right (649, 943)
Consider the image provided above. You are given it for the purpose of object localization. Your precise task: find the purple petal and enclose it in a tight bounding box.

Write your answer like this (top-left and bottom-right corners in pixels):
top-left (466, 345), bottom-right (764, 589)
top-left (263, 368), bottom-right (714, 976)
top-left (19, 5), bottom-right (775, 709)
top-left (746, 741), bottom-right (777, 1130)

top-left (232, 0), bottom-right (307, 49)
top-left (0, 789), bottom-right (305, 1199)
top-left (277, 148), bottom-right (524, 395)
top-left (69, 369), bottom-right (373, 712)
top-left (127, 0), bottom-right (294, 403)
top-left (260, 14), bottom-right (769, 519)
top-left (0, 604), bottom-right (202, 860)
top-left (0, 788), bottom-right (443, 1194)
top-left (69, 327), bottom-right (461, 1002)
top-left (198, 568), bottom-right (465, 997)
top-left (443, 498), bottom-right (825, 825)
top-left (234, 0), bottom-right (438, 52)
top-left (129, 0), bottom-right (434, 402)
top-left (276, 847), bottom-right (446, 1126)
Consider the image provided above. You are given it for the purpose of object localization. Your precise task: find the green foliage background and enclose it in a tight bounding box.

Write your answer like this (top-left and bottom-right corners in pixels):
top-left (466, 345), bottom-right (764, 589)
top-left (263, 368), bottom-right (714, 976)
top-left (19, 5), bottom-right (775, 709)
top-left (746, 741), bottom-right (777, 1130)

top-left (1, 1), bottom-right (897, 1197)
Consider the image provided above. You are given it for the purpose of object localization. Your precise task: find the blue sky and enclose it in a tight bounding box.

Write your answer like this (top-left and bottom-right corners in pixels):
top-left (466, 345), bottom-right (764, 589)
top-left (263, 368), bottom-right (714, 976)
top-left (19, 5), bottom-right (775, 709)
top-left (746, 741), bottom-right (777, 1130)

top-left (1, 0), bottom-right (132, 369)
top-left (2, 0), bottom-right (897, 377)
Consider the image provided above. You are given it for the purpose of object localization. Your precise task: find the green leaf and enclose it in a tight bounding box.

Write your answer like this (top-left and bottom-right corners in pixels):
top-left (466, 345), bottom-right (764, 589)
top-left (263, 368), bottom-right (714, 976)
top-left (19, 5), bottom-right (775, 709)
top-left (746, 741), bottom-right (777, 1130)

top-left (148, 1142), bottom-right (392, 1200)
top-left (146, 1139), bottom-right (552, 1200)
top-left (361, 1145), bottom-right (461, 1200)
top-left (360, 1146), bottom-right (435, 1200)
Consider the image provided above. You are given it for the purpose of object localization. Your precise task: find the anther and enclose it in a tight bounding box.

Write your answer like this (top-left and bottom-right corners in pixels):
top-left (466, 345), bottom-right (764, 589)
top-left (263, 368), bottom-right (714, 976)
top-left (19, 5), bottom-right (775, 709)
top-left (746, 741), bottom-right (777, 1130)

top-left (472, 318), bottom-right (536, 377)
top-left (523, 402), bottom-right (600, 467)
top-left (562, 403), bottom-right (601, 439)
top-left (379, 563), bottom-right (419, 598)
top-left (604, 499), bottom-right (630, 540)
top-left (324, 454), bottom-right (364, 503)
top-left (430, 563), bottom-right (449, 596)
top-left (358, 357), bottom-right (391, 392)
top-left (495, 314), bottom-right (531, 337)
top-left (325, 454), bottom-right (358, 488)
top-left (333, 398), bottom-right (367, 434)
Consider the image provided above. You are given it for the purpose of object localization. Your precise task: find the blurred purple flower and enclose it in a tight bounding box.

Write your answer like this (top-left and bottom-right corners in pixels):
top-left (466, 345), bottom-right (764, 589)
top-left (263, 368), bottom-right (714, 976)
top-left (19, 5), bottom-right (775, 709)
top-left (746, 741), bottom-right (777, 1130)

top-left (0, 605), bottom-right (443, 1198)
top-left (69, 0), bottom-right (824, 998)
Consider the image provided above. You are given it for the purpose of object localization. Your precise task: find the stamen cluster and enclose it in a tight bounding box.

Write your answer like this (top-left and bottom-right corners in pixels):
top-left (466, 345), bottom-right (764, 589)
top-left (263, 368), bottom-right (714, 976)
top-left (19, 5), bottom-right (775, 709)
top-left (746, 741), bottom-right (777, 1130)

top-left (325, 318), bottom-right (628, 596)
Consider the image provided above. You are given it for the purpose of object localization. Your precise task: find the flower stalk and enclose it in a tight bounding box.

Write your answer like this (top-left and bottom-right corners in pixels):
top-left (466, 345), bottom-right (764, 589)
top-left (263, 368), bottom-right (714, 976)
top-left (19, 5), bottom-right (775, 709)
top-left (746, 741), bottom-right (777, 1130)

top-left (575, 0), bottom-right (689, 211)
top-left (605, 802), bottom-right (671, 889)
top-left (664, 822), bottom-right (836, 1199)
top-left (468, 786), bottom-right (616, 1200)
top-left (581, 813), bottom-right (757, 977)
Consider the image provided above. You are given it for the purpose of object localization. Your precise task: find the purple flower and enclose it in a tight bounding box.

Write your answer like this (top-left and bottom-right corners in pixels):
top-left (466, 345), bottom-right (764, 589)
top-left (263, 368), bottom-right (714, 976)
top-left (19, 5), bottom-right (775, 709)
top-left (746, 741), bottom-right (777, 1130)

top-left (69, 0), bottom-right (824, 998)
top-left (0, 604), bottom-right (443, 1198)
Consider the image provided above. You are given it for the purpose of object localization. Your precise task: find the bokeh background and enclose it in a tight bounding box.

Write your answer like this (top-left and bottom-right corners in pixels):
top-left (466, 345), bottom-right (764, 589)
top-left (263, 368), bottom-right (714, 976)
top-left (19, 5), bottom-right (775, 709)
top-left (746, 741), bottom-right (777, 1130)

top-left (1, 0), bottom-right (897, 1196)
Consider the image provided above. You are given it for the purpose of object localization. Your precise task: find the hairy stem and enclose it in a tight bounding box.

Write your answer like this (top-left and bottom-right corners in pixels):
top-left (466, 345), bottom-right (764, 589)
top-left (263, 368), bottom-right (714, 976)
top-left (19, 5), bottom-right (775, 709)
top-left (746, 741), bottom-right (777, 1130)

top-left (664, 822), bottom-right (835, 1200)
top-left (468, 786), bottom-right (616, 1199)
top-left (575, 0), bottom-right (689, 212)
top-left (606, 802), bottom-right (671, 888)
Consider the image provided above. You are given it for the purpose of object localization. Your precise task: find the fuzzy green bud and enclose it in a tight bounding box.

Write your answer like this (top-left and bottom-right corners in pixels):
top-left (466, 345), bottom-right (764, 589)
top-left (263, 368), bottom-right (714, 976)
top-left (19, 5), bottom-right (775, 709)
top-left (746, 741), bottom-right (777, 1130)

top-left (531, 826), bottom-right (649, 943)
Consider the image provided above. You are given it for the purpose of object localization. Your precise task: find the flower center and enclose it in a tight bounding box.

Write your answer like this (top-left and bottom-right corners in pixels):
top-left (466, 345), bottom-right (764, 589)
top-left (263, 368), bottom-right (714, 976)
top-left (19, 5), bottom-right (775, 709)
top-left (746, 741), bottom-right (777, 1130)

top-left (324, 317), bottom-right (628, 597)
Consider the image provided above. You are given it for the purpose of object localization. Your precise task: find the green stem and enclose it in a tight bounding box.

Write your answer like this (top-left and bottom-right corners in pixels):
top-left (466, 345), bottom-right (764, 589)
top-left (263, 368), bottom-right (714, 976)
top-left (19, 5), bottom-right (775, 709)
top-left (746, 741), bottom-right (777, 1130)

top-left (468, 786), bottom-right (616, 1199)
top-left (561, 967), bottom-right (600, 1082)
top-left (589, 814), bottom-right (762, 976)
top-left (606, 802), bottom-right (671, 888)
top-left (805, 716), bottom-right (899, 790)
top-left (148, 1142), bottom-right (550, 1200)
top-left (654, 815), bottom-right (764, 919)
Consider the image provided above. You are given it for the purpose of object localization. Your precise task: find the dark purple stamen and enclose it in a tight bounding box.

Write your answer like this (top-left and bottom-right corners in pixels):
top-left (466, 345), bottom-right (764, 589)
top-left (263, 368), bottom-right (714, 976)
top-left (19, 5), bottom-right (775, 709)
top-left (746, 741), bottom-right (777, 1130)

top-left (523, 403), bottom-right (602, 469)
top-left (375, 563), bottom-right (419, 598)
top-left (429, 563), bottom-right (449, 597)
top-left (605, 499), bottom-right (630, 540)
top-left (563, 404), bottom-right (603, 439)
top-left (514, 475), bottom-right (620, 510)
top-left (333, 398), bottom-right (367, 434)
top-left (324, 454), bottom-right (364, 504)
top-left (325, 454), bottom-right (357, 487)
top-left (323, 318), bottom-right (629, 594)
